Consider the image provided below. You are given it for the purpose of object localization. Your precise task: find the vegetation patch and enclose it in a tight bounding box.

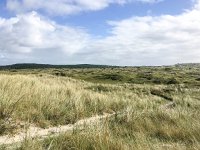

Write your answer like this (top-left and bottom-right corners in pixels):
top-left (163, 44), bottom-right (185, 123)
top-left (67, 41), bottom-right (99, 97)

top-left (150, 89), bottom-right (173, 101)
top-left (93, 73), bottom-right (124, 81)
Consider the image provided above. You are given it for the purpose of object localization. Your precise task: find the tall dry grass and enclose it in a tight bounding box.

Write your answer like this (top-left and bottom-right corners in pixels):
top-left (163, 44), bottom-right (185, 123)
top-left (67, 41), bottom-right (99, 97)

top-left (0, 74), bottom-right (199, 149)
top-left (0, 74), bottom-right (161, 130)
top-left (0, 74), bottom-right (128, 128)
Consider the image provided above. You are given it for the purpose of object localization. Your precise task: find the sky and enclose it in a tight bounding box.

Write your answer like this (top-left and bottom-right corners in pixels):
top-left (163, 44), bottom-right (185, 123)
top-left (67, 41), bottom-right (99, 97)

top-left (0, 0), bottom-right (200, 66)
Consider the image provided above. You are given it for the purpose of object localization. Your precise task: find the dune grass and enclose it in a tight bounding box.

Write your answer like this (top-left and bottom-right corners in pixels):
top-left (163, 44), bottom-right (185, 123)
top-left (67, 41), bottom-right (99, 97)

top-left (16, 106), bottom-right (200, 150)
top-left (0, 74), bottom-right (163, 133)
top-left (0, 70), bottom-right (200, 149)
top-left (0, 74), bottom-right (131, 131)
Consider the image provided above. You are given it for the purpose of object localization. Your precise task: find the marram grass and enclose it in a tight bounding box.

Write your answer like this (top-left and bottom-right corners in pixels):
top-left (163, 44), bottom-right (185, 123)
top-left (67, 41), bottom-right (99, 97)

top-left (0, 73), bottom-right (199, 149)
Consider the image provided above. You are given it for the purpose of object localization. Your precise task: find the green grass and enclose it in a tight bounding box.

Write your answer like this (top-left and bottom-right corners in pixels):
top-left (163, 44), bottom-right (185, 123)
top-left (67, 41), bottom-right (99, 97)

top-left (1, 65), bottom-right (200, 86)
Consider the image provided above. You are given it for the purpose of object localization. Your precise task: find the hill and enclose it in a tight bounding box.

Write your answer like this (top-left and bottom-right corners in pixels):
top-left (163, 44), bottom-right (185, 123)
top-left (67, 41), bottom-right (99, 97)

top-left (0, 63), bottom-right (118, 70)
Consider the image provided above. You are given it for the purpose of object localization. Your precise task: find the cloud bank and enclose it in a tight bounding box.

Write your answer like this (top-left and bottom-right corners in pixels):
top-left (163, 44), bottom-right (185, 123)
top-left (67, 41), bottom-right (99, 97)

top-left (84, 0), bottom-right (200, 65)
top-left (1, 0), bottom-right (200, 65)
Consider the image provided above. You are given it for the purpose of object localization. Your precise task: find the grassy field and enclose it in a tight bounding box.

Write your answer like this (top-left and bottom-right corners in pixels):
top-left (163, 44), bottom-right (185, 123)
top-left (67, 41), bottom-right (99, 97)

top-left (0, 65), bottom-right (200, 149)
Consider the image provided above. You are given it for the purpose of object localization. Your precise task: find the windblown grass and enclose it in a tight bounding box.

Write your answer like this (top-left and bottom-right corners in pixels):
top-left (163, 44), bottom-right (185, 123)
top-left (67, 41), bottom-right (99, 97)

top-left (0, 71), bottom-right (200, 149)
top-left (0, 74), bottom-right (131, 130)
top-left (17, 107), bottom-right (200, 150)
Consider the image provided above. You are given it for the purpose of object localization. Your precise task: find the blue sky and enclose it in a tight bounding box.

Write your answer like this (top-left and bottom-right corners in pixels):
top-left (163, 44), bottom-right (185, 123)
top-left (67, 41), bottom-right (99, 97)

top-left (54, 0), bottom-right (193, 36)
top-left (0, 0), bottom-right (200, 65)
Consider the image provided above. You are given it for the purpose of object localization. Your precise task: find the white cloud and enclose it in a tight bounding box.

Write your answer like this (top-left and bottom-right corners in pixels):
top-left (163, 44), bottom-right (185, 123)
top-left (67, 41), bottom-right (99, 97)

top-left (0, 11), bottom-right (89, 55)
top-left (6, 0), bottom-right (163, 16)
top-left (77, 0), bottom-right (200, 65)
